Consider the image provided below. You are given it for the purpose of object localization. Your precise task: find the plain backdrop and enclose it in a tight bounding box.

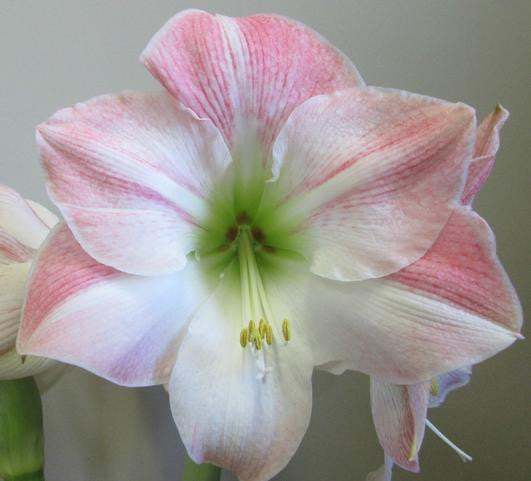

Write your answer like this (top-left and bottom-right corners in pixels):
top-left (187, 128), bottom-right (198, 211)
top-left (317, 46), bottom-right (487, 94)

top-left (0, 1), bottom-right (529, 480)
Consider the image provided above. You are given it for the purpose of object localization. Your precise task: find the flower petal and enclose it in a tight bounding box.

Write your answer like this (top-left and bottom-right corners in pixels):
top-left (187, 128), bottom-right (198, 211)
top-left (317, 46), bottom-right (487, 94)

top-left (0, 184), bottom-right (57, 251)
top-left (269, 87), bottom-right (475, 281)
top-left (141, 10), bottom-right (363, 153)
top-left (38, 91), bottom-right (232, 276)
top-left (169, 263), bottom-right (313, 481)
top-left (263, 220), bottom-right (519, 384)
top-left (388, 207), bottom-right (522, 332)
top-left (366, 455), bottom-right (394, 481)
top-left (18, 224), bottom-right (210, 386)
top-left (0, 262), bottom-right (30, 354)
top-left (0, 348), bottom-right (56, 380)
top-left (462, 105), bottom-right (509, 204)
top-left (429, 366), bottom-right (471, 408)
top-left (370, 379), bottom-right (430, 470)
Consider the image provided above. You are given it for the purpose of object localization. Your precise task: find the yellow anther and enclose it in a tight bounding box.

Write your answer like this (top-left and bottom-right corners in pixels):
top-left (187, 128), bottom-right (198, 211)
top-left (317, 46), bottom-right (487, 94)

top-left (266, 324), bottom-right (273, 345)
top-left (240, 328), bottom-right (248, 348)
top-left (282, 319), bottom-right (291, 342)
top-left (259, 319), bottom-right (267, 339)
top-left (430, 378), bottom-right (439, 396)
top-left (248, 320), bottom-right (256, 334)
top-left (254, 335), bottom-right (262, 351)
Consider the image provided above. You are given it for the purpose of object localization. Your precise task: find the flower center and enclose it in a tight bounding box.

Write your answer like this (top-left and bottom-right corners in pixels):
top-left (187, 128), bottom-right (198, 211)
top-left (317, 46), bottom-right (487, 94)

top-left (231, 216), bottom-right (292, 351)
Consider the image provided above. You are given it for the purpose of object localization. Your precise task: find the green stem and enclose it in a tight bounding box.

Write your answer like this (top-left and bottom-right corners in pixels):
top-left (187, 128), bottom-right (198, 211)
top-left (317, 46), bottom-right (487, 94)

top-left (182, 454), bottom-right (221, 481)
top-left (4, 469), bottom-right (45, 481)
top-left (0, 378), bottom-right (45, 481)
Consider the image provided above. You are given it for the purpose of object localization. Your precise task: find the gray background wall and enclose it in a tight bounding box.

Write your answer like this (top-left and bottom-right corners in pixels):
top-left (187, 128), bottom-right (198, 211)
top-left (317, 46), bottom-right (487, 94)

top-left (0, 1), bottom-right (529, 480)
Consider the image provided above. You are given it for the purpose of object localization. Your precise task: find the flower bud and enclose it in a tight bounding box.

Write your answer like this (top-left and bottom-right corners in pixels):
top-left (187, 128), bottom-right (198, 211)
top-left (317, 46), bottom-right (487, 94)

top-left (0, 378), bottom-right (44, 481)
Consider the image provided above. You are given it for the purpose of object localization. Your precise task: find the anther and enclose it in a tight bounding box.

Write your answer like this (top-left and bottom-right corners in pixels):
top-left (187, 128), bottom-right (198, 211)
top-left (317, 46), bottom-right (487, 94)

top-left (237, 211), bottom-right (250, 225)
top-left (248, 320), bottom-right (256, 334)
top-left (226, 226), bottom-right (238, 242)
top-left (259, 319), bottom-right (267, 339)
top-left (266, 324), bottom-right (273, 345)
top-left (430, 378), bottom-right (439, 396)
top-left (240, 328), bottom-right (248, 348)
top-left (282, 319), bottom-right (291, 342)
top-left (254, 335), bottom-right (262, 351)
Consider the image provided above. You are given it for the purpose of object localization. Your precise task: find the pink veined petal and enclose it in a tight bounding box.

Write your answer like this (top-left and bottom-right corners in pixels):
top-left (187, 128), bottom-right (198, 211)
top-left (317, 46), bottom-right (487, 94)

top-left (264, 225), bottom-right (519, 384)
top-left (388, 207), bottom-right (522, 332)
top-left (462, 105), bottom-right (509, 204)
top-left (141, 9), bottom-right (363, 154)
top-left (17, 223), bottom-right (210, 386)
top-left (169, 262), bottom-right (313, 481)
top-left (37, 90), bottom-right (232, 276)
top-left (370, 379), bottom-right (430, 471)
top-left (0, 184), bottom-right (56, 250)
top-left (268, 87), bottom-right (475, 281)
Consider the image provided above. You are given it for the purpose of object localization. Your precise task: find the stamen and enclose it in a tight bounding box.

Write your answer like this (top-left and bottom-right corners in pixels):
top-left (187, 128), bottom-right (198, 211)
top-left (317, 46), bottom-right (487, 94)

top-left (425, 419), bottom-right (473, 462)
top-left (248, 320), bottom-right (256, 334)
top-left (430, 378), bottom-right (439, 396)
top-left (282, 319), bottom-right (291, 342)
top-left (266, 324), bottom-right (273, 345)
top-left (240, 328), bottom-right (248, 348)
top-left (254, 335), bottom-right (262, 351)
top-left (259, 319), bottom-right (267, 339)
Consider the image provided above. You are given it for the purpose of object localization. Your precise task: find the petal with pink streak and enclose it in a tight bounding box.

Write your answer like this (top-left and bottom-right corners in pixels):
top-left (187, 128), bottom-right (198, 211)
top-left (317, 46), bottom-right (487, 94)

top-left (462, 105), bottom-right (509, 204)
top-left (370, 379), bottom-right (430, 470)
top-left (38, 91), bottom-right (231, 276)
top-left (268, 87), bottom-right (475, 281)
top-left (141, 10), bottom-right (363, 153)
top-left (388, 207), bottom-right (522, 332)
top-left (263, 219), bottom-right (519, 384)
top-left (18, 224), bottom-right (210, 386)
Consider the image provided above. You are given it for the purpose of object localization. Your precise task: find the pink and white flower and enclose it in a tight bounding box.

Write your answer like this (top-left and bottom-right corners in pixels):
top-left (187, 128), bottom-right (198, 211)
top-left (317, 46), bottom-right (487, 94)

top-left (367, 105), bottom-right (517, 480)
top-left (17, 11), bottom-right (521, 481)
top-left (0, 184), bottom-right (59, 383)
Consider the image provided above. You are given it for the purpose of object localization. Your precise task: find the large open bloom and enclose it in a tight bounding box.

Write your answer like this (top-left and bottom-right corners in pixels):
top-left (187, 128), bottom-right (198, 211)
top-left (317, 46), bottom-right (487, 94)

top-left (17, 11), bottom-right (522, 480)
top-left (0, 184), bottom-right (59, 383)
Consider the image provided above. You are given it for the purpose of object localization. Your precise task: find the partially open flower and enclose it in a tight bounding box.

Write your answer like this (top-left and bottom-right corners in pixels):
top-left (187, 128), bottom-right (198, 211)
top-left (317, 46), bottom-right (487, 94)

top-left (366, 105), bottom-right (516, 480)
top-left (0, 184), bottom-right (59, 385)
top-left (17, 11), bottom-right (522, 481)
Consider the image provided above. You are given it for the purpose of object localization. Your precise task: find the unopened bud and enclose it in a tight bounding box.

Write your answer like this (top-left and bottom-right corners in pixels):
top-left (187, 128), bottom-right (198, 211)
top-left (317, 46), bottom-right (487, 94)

top-left (0, 378), bottom-right (45, 481)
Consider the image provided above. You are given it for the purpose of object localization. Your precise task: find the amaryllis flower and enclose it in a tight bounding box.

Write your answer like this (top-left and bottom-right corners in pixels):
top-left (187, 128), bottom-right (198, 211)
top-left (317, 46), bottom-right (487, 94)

top-left (0, 184), bottom-right (59, 384)
top-left (366, 105), bottom-right (519, 480)
top-left (17, 10), bottom-right (522, 481)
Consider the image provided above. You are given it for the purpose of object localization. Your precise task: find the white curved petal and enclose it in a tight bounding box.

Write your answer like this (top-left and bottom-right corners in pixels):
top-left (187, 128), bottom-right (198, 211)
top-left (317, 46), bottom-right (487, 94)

top-left (18, 224), bottom-right (211, 386)
top-left (0, 348), bottom-right (56, 380)
top-left (0, 185), bottom-right (55, 249)
top-left (262, 256), bottom-right (518, 384)
top-left (0, 262), bottom-right (30, 354)
top-left (170, 263), bottom-right (313, 481)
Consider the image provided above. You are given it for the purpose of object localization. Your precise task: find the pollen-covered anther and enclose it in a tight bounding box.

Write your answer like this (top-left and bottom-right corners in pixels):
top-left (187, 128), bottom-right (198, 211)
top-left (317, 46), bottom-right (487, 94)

top-left (430, 378), bottom-right (439, 396)
top-left (240, 328), bottom-right (249, 348)
top-left (282, 319), bottom-right (292, 342)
